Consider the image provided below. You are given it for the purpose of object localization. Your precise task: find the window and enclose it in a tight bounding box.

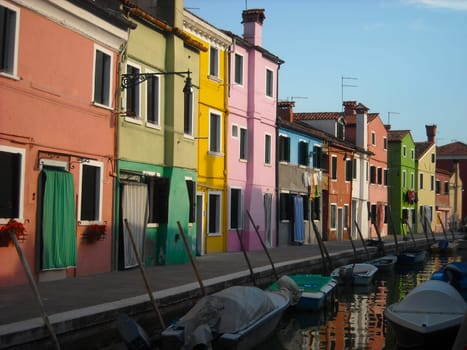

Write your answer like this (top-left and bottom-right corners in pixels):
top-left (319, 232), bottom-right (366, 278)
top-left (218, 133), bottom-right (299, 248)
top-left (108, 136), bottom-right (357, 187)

top-left (265, 68), bottom-right (273, 97)
top-left (444, 181), bottom-right (449, 194)
top-left (420, 173), bottom-right (424, 189)
top-left (209, 47), bottom-right (219, 77)
top-left (402, 170), bottom-right (406, 188)
top-left (312, 145), bottom-right (322, 168)
top-left (231, 124), bottom-right (238, 138)
top-left (371, 132), bottom-right (376, 146)
top-left (383, 137), bottom-right (387, 150)
top-left (402, 145), bottom-right (407, 157)
top-left (410, 172), bottom-right (414, 189)
top-left (337, 121), bottom-right (344, 140)
top-left (370, 165), bottom-right (376, 184)
top-left (234, 53), bottom-right (243, 85)
top-left (209, 112), bottom-right (221, 153)
top-left (430, 175), bottom-right (434, 191)
top-left (330, 204), bottom-right (337, 229)
top-left (298, 141), bottom-right (309, 166)
top-left (0, 146), bottom-right (24, 220)
top-left (207, 192), bottom-right (221, 235)
top-left (184, 85), bottom-right (193, 136)
top-left (147, 176), bottom-right (170, 224)
top-left (435, 180), bottom-right (441, 194)
top-left (411, 149), bottom-right (415, 160)
top-left (146, 75), bottom-right (160, 126)
top-left (264, 134), bottom-right (271, 165)
top-left (431, 153), bottom-right (435, 163)
top-left (0, 2), bottom-right (18, 76)
top-left (331, 156), bottom-right (337, 180)
top-left (278, 135), bottom-right (290, 162)
top-left (93, 47), bottom-right (112, 106)
top-left (352, 158), bottom-right (357, 179)
top-left (377, 167), bottom-right (383, 185)
top-left (126, 64), bottom-right (140, 118)
top-left (240, 127), bottom-right (247, 160)
top-left (79, 161), bottom-right (103, 222)
top-left (345, 159), bottom-right (352, 181)
top-left (229, 188), bottom-right (243, 229)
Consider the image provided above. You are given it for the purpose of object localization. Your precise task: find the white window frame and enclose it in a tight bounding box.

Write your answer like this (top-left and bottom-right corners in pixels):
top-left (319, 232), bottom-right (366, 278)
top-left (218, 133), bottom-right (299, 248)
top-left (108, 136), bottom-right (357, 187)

top-left (145, 69), bottom-right (161, 128)
top-left (411, 172), bottom-right (415, 190)
top-left (330, 203), bottom-right (337, 230)
top-left (231, 124), bottom-right (238, 138)
top-left (124, 61), bottom-right (142, 123)
top-left (264, 133), bottom-right (272, 165)
top-left (265, 67), bottom-right (274, 98)
top-left (229, 187), bottom-right (243, 230)
top-left (209, 46), bottom-right (219, 78)
top-left (0, 1), bottom-right (20, 79)
top-left (402, 170), bottom-right (407, 188)
top-left (411, 149), bottom-right (415, 160)
top-left (239, 126), bottom-right (248, 161)
top-left (207, 191), bottom-right (222, 236)
top-left (371, 131), bottom-right (376, 146)
top-left (383, 137), bottom-right (387, 151)
top-left (92, 44), bottom-right (114, 108)
top-left (209, 110), bottom-right (222, 154)
top-left (78, 160), bottom-right (104, 225)
top-left (0, 145), bottom-right (25, 223)
top-left (402, 145), bottom-right (407, 157)
top-left (234, 52), bottom-right (244, 85)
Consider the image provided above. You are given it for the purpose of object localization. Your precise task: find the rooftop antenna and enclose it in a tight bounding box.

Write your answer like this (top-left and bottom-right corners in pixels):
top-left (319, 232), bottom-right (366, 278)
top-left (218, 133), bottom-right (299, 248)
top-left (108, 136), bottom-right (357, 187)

top-left (288, 96), bottom-right (308, 102)
top-left (245, 0), bottom-right (248, 9)
top-left (341, 75), bottom-right (358, 111)
top-left (387, 111), bottom-right (400, 125)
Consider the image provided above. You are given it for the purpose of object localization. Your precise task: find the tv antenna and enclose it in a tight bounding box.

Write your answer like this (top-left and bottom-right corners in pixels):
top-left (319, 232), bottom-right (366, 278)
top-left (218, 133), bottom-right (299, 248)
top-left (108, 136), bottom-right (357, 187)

top-left (387, 111), bottom-right (400, 125)
top-left (341, 76), bottom-right (358, 109)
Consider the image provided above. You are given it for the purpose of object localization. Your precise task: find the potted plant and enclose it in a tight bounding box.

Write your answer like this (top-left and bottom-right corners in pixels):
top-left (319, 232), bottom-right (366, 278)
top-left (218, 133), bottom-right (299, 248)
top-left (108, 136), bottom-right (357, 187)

top-left (82, 224), bottom-right (106, 243)
top-left (0, 219), bottom-right (26, 247)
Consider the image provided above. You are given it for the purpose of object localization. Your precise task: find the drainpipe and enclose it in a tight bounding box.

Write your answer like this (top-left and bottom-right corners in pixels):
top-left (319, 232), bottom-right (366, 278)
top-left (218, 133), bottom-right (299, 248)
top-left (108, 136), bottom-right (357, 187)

top-left (274, 62), bottom-right (282, 247)
top-left (223, 44), bottom-right (230, 251)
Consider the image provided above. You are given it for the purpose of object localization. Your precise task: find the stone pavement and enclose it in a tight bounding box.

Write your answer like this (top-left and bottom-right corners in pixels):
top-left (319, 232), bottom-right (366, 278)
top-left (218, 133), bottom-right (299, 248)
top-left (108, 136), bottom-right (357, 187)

top-left (0, 233), bottom-right (440, 349)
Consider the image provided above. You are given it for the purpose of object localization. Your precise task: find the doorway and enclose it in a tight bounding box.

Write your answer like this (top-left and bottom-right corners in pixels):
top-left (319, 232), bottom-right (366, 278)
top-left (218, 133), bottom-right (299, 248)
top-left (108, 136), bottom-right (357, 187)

top-left (196, 193), bottom-right (204, 255)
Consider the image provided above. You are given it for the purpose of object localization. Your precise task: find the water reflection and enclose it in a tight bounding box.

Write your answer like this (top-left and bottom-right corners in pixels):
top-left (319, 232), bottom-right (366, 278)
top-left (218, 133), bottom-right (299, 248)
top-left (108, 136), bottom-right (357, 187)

top-left (258, 251), bottom-right (466, 350)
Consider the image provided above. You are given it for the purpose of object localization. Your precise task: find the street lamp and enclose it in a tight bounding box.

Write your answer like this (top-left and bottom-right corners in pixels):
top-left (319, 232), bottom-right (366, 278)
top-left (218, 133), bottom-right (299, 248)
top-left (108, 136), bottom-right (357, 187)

top-left (121, 70), bottom-right (192, 92)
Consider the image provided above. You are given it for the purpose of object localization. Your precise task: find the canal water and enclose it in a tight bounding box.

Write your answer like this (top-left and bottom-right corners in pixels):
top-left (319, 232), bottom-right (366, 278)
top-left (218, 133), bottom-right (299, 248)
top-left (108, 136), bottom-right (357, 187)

top-left (256, 250), bottom-right (467, 350)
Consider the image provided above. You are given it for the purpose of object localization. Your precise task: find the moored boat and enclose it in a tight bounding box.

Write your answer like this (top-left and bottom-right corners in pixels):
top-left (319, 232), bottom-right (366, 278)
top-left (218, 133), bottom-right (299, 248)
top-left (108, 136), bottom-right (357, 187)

top-left (367, 255), bottom-right (397, 272)
top-left (431, 261), bottom-right (467, 301)
top-left (384, 280), bottom-right (467, 350)
top-left (160, 276), bottom-right (298, 350)
top-left (268, 274), bottom-right (337, 311)
top-left (330, 263), bottom-right (378, 286)
top-left (430, 239), bottom-right (459, 254)
top-left (396, 248), bottom-right (427, 265)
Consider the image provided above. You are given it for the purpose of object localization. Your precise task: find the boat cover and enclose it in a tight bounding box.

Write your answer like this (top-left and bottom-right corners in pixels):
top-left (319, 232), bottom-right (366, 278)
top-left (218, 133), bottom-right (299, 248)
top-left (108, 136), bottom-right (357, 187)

top-left (176, 286), bottom-right (275, 348)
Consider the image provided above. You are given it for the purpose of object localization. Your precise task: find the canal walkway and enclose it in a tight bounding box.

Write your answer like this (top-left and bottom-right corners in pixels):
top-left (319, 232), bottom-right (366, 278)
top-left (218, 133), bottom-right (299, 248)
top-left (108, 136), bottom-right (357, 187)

top-left (0, 233), bottom-right (452, 349)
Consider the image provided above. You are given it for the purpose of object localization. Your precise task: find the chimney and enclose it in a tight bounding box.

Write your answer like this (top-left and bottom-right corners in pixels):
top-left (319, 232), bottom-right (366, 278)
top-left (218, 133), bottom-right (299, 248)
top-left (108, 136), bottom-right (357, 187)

top-left (277, 101), bottom-right (295, 123)
top-left (425, 124), bottom-right (437, 143)
top-left (343, 101), bottom-right (357, 118)
top-left (242, 9), bottom-right (265, 46)
top-left (356, 103), bottom-right (369, 150)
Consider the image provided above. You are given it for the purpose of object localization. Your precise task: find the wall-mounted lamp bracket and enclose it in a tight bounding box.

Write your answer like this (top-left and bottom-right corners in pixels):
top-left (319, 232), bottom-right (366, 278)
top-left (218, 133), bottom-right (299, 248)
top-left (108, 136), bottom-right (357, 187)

top-left (121, 70), bottom-right (192, 90)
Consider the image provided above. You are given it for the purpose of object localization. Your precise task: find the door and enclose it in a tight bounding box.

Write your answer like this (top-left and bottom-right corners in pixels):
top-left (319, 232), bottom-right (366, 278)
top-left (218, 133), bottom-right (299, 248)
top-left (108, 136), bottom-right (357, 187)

top-left (38, 166), bottom-right (77, 271)
top-left (264, 193), bottom-right (272, 247)
top-left (196, 193), bottom-right (204, 255)
top-left (338, 207), bottom-right (343, 240)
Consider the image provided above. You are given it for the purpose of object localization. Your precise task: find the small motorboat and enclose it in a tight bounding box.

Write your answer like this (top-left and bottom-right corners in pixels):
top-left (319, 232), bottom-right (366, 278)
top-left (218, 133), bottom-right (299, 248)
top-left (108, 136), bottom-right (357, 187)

top-left (367, 255), bottom-right (397, 273)
top-left (160, 276), bottom-right (299, 350)
top-left (267, 274), bottom-right (337, 311)
top-left (396, 248), bottom-right (427, 265)
top-left (430, 239), bottom-right (459, 254)
top-left (330, 263), bottom-right (378, 286)
top-left (384, 280), bottom-right (467, 350)
top-left (431, 261), bottom-right (467, 301)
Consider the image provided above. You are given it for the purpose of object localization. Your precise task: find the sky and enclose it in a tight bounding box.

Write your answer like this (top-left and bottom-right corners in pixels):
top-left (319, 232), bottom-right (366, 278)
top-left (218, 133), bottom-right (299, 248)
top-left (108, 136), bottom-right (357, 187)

top-left (184, 0), bottom-right (467, 146)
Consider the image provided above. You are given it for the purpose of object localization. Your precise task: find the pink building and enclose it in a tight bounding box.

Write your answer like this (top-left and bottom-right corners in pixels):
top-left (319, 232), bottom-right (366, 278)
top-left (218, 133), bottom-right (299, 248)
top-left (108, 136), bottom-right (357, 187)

top-left (0, 0), bottom-right (131, 286)
top-left (225, 9), bottom-right (283, 250)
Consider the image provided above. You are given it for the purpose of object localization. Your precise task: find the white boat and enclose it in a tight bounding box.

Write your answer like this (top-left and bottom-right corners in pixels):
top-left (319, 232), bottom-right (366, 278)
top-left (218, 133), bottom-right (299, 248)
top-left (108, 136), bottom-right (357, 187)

top-left (330, 263), bottom-right (378, 286)
top-left (160, 276), bottom-right (298, 350)
top-left (384, 280), bottom-right (467, 349)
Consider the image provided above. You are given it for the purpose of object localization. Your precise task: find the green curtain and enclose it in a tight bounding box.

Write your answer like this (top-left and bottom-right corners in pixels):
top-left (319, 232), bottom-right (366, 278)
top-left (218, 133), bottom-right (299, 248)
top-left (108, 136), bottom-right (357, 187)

top-left (42, 168), bottom-right (77, 270)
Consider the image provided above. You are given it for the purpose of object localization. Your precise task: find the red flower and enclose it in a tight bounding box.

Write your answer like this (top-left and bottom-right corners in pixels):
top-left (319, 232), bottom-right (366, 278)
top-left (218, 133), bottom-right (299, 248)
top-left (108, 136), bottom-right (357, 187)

top-left (0, 219), bottom-right (26, 242)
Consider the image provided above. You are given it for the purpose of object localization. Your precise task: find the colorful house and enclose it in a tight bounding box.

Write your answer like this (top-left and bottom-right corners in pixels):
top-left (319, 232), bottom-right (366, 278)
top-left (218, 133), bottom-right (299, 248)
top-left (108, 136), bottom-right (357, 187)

top-left (414, 125), bottom-right (437, 234)
top-left (115, 0), bottom-right (204, 268)
top-left (0, 0), bottom-right (132, 286)
top-left (387, 129), bottom-right (417, 236)
top-left (224, 9), bottom-right (284, 251)
top-left (435, 167), bottom-right (453, 233)
top-left (183, 11), bottom-right (231, 254)
top-left (344, 102), bottom-right (388, 238)
top-left (437, 141), bottom-right (467, 228)
top-left (276, 101), bottom-right (324, 246)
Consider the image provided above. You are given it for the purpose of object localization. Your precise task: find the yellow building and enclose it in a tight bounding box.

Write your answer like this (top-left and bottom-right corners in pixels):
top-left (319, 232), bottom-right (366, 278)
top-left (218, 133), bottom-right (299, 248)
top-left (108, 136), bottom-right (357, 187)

top-left (184, 11), bottom-right (231, 254)
top-left (415, 141), bottom-right (437, 233)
